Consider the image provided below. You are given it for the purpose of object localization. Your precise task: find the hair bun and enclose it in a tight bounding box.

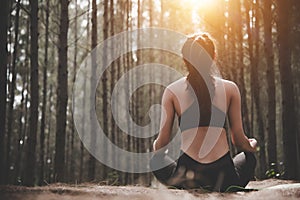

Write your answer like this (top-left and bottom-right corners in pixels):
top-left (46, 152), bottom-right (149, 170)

top-left (183, 32), bottom-right (216, 61)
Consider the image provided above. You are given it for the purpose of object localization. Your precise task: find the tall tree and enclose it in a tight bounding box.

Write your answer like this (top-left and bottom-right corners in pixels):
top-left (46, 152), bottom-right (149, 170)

top-left (227, 0), bottom-right (238, 81)
top-left (253, 0), bottom-right (267, 177)
top-left (244, 0), bottom-right (266, 178)
top-left (263, 0), bottom-right (277, 169)
top-left (99, 0), bottom-right (109, 181)
top-left (235, 0), bottom-right (250, 136)
top-left (68, 0), bottom-right (79, 183)
top-left (80, 0), bottom-right (90, 183)
top-left (244, 0), bottom-right (255, 136)
top-left (16, 69), bottom-right (28, 184)
top-left (124, 0), bottom-right (132, 184)
top-left (24, 0), bottom-right (39, 186)
top-left (291, 0), bottom-right (300, 176)
top-left (39, 0), bottom-right (50, 185)
top-left (15, 13), bottom-right (31, 185)
top-left (277, 0), bottom-right (298, 179)
top-left (46, 85), bottom-right (53, 183)
top-left (87, 0), bottom-right (97, 181)
top-left (6, 0), bottom-right (21, 183)
top-left (110, 0), bottom-right (115, 159)
top-left (54, 0), bottom-right (69, 182)
top-left (0, 0), bottom-right (10, 186)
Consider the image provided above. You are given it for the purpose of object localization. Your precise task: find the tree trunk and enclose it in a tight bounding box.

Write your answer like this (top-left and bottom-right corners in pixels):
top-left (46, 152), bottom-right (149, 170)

top-left (253, 0), bottom-right (267, 178)
top-left (54, 0), bottom-right (69, 183)
top-left (0, 0), bottom-right (9, 185)
top-left (46, 85), bottom-right (53, 183)
top-left (79, 0), bottom-right (90, 183)
top-left (244, 0), bottom-right (255, 138)
top-left (24, 0), bottom-right (39, 186)
top-left (39, 0), bottom-right (50, 185)
top-left (69, 0), bottom-right (78, 183)
top-left (15, 70), bottom-right (26, 184)
top-left (263, 0), bottom-right (277, 170)
top-left (245, 0), bottom-right (266, 178)
top-left (15, 17), bottom-right (30, 184)
top-left (227, 0), bottom-right (237, 82)
top-left (110, 0), bottom-right (115, 152)
top-left (236, 0), bottom-right (250, 136)
top-left (98, 0), bottom-right (109, 181)
top-left (109, 0), bottom-right (118, 181)
top-left (277, 0), bottom-right (298, 180)
top-left (88, 0), bottom-right (97, 181)
top-left (124, 0), bottom-right (131, 184)
top-left (291, 0), bottom-right (300, 178)
top-left (6, 0), bottom-right (21, 184)
top-left (20, 22), bottom-right (30, 183)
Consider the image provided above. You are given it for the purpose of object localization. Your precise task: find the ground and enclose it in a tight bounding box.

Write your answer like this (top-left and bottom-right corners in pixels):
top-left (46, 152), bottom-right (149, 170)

top-left (1, 179), bottom-right (300, 200)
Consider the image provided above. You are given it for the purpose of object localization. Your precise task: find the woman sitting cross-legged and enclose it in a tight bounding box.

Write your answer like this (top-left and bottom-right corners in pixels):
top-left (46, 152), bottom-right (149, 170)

top-left (150, 33), bottom-right (257, 192)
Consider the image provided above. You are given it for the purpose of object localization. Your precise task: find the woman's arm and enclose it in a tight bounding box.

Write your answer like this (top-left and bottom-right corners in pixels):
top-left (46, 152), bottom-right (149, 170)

top-left (153, 87), bottom-right (175, 152)
top-left (227, 82), bottom-right (257, 153)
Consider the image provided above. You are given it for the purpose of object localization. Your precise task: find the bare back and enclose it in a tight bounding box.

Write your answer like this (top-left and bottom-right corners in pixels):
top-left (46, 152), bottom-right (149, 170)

top-left (167, 77), bottom-right (231, 163)
top-left (153, 76), bottom-right (256, 163)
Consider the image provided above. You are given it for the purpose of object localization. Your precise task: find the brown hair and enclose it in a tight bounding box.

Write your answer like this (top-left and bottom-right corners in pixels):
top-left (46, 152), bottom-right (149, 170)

top-left (181, 33), bottom-right (216, 118)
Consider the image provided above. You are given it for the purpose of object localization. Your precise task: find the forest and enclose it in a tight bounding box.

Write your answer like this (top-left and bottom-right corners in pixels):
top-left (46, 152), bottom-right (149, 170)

top-left (0, 0), bottom-right (299, 187)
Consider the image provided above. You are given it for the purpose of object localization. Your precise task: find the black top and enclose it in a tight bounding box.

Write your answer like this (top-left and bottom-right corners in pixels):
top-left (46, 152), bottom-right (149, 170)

top-left (178, 101), bottom-right (226, 131)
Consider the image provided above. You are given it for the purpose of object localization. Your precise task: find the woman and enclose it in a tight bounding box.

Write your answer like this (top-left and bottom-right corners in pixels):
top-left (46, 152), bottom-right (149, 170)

top-left (150, 33), bottom-right (257, 192)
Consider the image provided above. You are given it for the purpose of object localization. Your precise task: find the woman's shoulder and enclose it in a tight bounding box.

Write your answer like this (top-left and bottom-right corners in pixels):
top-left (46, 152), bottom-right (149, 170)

top-left (163, 77), bottom-right (187, 99)
top-left (215, 78), bottom-right (240, 98)
top-left (166, 77), bottom-right (187, 90)
top-left (216, 77), bottom-right (238, 89)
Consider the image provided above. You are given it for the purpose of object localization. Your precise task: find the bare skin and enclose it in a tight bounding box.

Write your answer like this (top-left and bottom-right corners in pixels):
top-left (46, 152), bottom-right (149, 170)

top-left (153, 76), bottom-right (257, 163)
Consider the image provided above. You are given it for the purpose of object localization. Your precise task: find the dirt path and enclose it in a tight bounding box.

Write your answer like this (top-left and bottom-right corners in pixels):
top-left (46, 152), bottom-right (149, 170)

top-left (1, 179), bottom-right (299, 200)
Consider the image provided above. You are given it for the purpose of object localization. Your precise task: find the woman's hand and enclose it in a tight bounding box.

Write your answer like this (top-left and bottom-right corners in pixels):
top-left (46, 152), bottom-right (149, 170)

top-left (153, 139), bottom-right (157, 151)
top-left (248, 138), bottom-right (258, 152)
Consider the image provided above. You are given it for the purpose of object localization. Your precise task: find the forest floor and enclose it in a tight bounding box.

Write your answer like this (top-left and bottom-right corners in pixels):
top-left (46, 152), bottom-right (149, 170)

top-left (1, 179), bottom-right (300, 200)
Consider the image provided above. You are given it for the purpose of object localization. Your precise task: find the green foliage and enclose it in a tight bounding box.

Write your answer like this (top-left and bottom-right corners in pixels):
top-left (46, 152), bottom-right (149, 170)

top-left (107, 170), bottom-right (119, 185)
top-left (265, 162), bottom-right (285, 179)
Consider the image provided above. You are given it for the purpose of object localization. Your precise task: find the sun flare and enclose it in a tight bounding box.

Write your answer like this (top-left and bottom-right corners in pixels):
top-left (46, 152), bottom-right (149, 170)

top-left (183, 0), bottom-right (218, 9)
